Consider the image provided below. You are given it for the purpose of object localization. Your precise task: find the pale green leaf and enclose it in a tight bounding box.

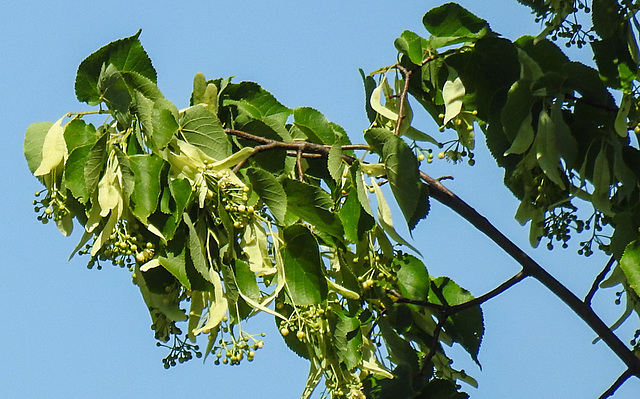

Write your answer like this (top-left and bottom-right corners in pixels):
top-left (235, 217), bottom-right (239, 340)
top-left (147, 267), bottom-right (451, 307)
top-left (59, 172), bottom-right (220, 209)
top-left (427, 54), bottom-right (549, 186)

top-left (34, 116), bottom-right (66, 177)
top-left (592, 146), bottom-right (612, 215)
top-left (370, 178), bottom-right (421, 255)
top-left (620, 240), bottom-right (640, 299)
top-left (370, 77), bottom-right (399, 121)
top-left (184, 213), bottom-right (210, 280)
top-left (615, 94), bottom-right (632, 138)
top-left (535, 110), bottom-right (565, 189)
top-left (327, 143), bottom-right (344, 182)
top-left (24, 122), bottom-right (53, 175)
top-left (504, 113), bottom-right (534, 156)
top-left (442, 76), bottom-right (465, 126)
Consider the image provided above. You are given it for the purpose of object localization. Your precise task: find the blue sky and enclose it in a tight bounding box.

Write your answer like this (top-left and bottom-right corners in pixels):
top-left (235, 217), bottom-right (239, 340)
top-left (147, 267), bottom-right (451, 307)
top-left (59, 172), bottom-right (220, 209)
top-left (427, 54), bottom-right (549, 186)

top-left (1, 0), bottom-right (639, 397)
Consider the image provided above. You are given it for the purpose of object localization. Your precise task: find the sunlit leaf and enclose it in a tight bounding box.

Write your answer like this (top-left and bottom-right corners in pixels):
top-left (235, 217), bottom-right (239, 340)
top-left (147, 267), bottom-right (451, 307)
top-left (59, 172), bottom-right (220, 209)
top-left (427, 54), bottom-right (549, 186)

top-left (34, 116), bottom-right (66, 177)
top-left (129, 153), bottom-right (164, 222)
top-left (246, 167), bottom-right (287, 224)
top-left (535, 110), bottom-right (565, 189)
top-left (282, 224), bottom-right (328, 306)
top-left (422, 3), bottom-right (490, 42)
top-left (179, 104), bottom-right (230, 160)
top-left (293, 107), bottom-right (336, 145)
top-left (75, 30), bottom-right (155, 105)
top-left (24, 122), bottom-right (53, 175)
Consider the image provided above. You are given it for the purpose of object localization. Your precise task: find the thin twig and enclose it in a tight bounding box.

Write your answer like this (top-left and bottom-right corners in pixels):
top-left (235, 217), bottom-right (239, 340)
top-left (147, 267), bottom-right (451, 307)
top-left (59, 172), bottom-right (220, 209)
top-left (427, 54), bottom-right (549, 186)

top-left (296, 147), bottom-right (304, 181)
top-left (585, 256), bottom-right (616, 306)
top-left (387, 270), bottom-right (528, 313)
top-left (423, 315), bottom-right (447, 365)
top-left (598, 369), bottom-right (633, 399)
top-left (393, 64), bottom-right (413, 136)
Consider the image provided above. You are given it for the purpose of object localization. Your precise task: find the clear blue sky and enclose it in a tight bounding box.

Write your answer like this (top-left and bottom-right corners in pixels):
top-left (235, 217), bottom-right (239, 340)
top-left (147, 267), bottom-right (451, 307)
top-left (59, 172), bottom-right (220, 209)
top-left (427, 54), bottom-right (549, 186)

top-left (1, 1), bottom-right (639, 398)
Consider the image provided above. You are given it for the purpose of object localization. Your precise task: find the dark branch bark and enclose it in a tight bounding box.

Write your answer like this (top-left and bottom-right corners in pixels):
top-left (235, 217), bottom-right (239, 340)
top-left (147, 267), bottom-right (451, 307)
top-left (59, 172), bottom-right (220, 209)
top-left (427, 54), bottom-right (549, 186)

top-left (419, 171), bottom-right (640, 378)
top-left (585, 256), bottom-right (616, 306)
top-left (598, 369), bottom-right (633, 399)
top-left (387, 270), bottom-right (527, 312)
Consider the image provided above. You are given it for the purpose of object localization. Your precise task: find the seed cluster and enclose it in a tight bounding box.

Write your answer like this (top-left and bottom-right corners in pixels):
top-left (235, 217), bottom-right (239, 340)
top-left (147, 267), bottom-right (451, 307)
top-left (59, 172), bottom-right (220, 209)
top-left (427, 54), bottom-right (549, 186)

top-left (32, 189), bottom-right (69, 224)
top-left (209, 322), bottom-right (266, 366)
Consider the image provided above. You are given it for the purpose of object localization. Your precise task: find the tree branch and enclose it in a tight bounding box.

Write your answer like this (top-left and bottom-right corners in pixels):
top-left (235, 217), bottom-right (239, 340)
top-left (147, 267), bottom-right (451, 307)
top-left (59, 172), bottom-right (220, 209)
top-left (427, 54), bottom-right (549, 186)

top-left (585, 255), bottom-right (616, 306)
top-left (419, 170), bottom-right (640, 379)
top-left (387, 270), bottom-right (527, 313)
top-left (598, 369), bottom-right (633, 399)
top-left (393, 64), bottom-right (412, 136)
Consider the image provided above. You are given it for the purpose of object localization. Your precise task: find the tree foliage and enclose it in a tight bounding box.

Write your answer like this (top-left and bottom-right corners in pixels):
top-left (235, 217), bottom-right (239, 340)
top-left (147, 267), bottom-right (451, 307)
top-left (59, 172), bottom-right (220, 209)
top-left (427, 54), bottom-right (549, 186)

top-left (23, 1), bottom-right (640, 397)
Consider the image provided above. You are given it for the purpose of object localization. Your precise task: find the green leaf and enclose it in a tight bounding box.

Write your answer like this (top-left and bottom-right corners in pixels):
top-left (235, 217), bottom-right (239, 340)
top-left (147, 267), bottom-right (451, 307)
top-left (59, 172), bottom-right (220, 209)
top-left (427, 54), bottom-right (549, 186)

top-left (359, 68), bottom-right (378, 123)
top-left (129, 154), bottom-right (165, 222)
top-left (179, 104), bottom-right (230, 160)
top-left (158, 242), bottom-right (190, 290)
top-left (592, 0), bottom-right (622, 39)
top-left (504, 113), bottom-right (534, 156)
top-left (395, 30), bottom-right (429, 65)
top-left (246, 167), bottom-right (287, 224)
top-left (334, 311), bottom-right (363, 369)
top-left (282, 178), bottom-right (344, 239)
top-left (64, 119), bottom-right (97, 153)
top-left (184, 213), bottom-right (210, 281)
top-left (24, 122), bottom-right (53, 175)
top-left (65, 145), bottom-right (92, 202)
top-left (364, 127), bottom-right (394, 155)
top-left (340, 186), bottom-right (363, 243)
top-left (75, 30), bottom-right (156, 105)
top-left (535, 110), bottom-right (565, 189)
top-left (135, 95), bottom-right (179, 151)
top-left (84, 132), bottom-right (108, 196)
top-left (396, 255), bottom-right (429, 301)
top-left (327, 143), bottom-right (344, 183)
top-left (383, 134), bottom-right (420, 226)
top-left (501, 79), bottom-right (533, 142)
top-left (620, 240), bottom-right (640, 299)
top-left (293, 107), bottom-right (336, 145)
top-left (282, 224), bottom-right (328, 306)
top-left (422, 3), bottom-right (490, 42)
top-left (408, 183), bottom-right (430, 231)
top-left (98, 63), bottom-right (132, 127)
top-left (429, 277), bottom-right (483, 365)
top-left (122, 71), bottom-right (164, 101)
top-left (222, 81), bottom-right (291, 125)
top-left (234, 259), bottom-right (261, 303)
top-left (370, 178), bottom-right (421, 255)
